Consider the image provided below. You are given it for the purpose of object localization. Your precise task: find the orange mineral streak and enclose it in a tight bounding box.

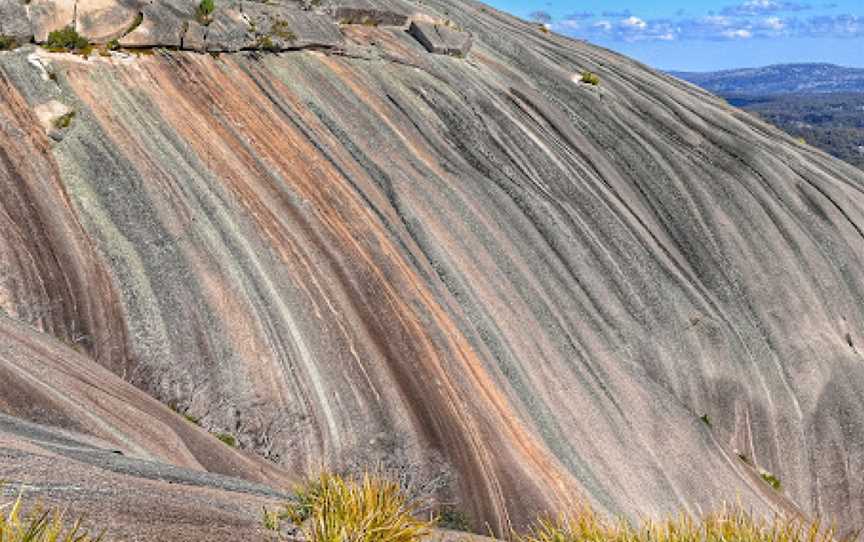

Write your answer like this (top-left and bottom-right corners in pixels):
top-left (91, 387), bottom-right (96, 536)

top-left (65, 52), bottom-right (583, 531)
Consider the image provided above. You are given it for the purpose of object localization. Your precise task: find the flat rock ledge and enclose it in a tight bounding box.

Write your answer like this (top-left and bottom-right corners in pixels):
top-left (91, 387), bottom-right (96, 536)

top-left (408, 20), bottom-right (472, 56)
top-left (0, 0), bottom-right (470, 56)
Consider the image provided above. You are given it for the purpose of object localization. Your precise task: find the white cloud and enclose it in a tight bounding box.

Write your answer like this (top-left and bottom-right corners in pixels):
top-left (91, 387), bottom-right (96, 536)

top-left (722, 28), bottom-right (754, 38)
top-left (765, 16), bottom-right (785, 29)
top-left (593, 20), bottom-right (613, 31)
top-left (622, 16), bottom-right (647, 29)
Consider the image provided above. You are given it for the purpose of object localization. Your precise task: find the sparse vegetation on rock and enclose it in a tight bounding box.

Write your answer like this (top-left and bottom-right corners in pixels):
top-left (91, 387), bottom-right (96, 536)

top-left (0, 35), bottom-right (18, 51)
top-left (45, 27), bottom-right (89, 53)
top-left (436, 506), bottom-right (473, 533)
top-left (517, 503), bottom-right (837, 542)
top-left (271, 19), bottom-right (296, 42)
top-left (761, 471), bottom-right (782, 491)
top-left (216, 432), bottom-right (236, 447)
top-left (0, 492), bottom-right (101, 542)
top-left (267, 473), bottom-right (432, 542)
top-left (53, 111), bottom-right (76, 130)
top-left (581, 70), bottom-right (600, 85)
top-left (197, 0), bottom-right (215, 25)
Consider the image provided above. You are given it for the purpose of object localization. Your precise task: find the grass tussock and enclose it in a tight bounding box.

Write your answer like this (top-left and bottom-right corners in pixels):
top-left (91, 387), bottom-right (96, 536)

top-left (516, 503), bottom-right (841, 542)
top-left (268, 472), bottom-right (433, 542)
top-left (581, 71), bottom-right (600, 86)
top-left (215, 433), bottom-right (236, 447)
top-left (0, 493), bottom-right (101, 542)
top-left (0, 36), bottom-right (18, 51)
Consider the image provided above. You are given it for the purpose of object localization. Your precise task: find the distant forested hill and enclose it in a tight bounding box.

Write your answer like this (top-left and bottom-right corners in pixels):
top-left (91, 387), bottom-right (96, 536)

top-left (671, 63), bottom-right (864, 95)
top-left (673, 64), bottom-right (864, 170)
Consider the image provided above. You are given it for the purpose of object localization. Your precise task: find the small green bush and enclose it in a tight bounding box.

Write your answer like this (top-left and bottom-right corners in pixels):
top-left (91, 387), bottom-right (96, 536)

top-left (53, 111), bottom-right (76, 130)
top-left (197, 0), bottom-right (215, 24)
top-left (256, 35), bottom-right (278, 51)
top-left (580, 70), bottom-right (600, 86)
top-left (761, 471), bottom-right (782, 491)
top-left (437, 506), bottom-right (473, 532)
top-left (0, 492), bottom-right (102, 542)
top-left (0, 35), bottom-right (18, 51)
top-left (216, 432), bottom-right (236, 447)
top-left (45, 26), bottom-right (89, 52)
top-left (271, 20), bottom-right (296, 42)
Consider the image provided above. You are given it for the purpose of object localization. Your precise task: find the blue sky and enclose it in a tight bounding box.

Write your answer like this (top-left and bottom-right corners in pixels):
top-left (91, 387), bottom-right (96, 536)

top-left (486, 0), bottom-right (864, 71)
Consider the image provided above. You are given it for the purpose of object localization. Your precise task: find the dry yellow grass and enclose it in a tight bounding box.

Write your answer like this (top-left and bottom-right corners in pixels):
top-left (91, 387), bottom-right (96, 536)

top-left (0, 492), bottom-right (101, 542)
top-left (270, 472), bottom-right (433, 542)
top-left (516, 503), bottom-right (842, 542)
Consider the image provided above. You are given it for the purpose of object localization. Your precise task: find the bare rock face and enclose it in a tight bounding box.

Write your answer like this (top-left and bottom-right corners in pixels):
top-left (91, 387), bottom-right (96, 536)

top-left (120, 0), bottom-right (196, 47)
top-left (29, 0), bottom-right (76, 42)
top-left (244, 3), bottom-right (344, 50)
top-left (408, 21), bottom-right (471, 56)
top-left (327, 0), bottom-right (411, 26)
top-left (76, 0), bottom-right (146, 43)
top-left (203, 8), bottom-right (254, 51)
top-left (1, 0), bottom-right (864, 538)
top-left (183, 19), bottom-right (208, 50)
top-left (0, 0), bottom-right (31, 44)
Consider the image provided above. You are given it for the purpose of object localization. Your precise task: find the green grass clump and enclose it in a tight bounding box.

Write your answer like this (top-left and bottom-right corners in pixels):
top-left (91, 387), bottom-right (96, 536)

top-left (580, 70), bottom-right (600, 86)
top-left (0, 493), bottom-right (102, 542)
top-left (271, 20), bottom-right (296, 42)
top-left (45, 26), bottom-right (89, 52)
top-left (215, 433), bottom-right (236, 447)
top-left (436, 506), bottom-right (473, 532)
top-left (271, 472), bottom-right (432, 542)
top-left (256, 35), bottom-right (278, 51)
top-left (53, 111), bottom-right (76, 130)
top-left (517, 503), bottom-right (835, 542)
top-left (0, 35), bottom-right (18, 51)
top-left (183, 413), bottom-right (200, 425)
top-left (197, 0), bottom-right (215, 24)
top-left (761, 471), bottom-right (782, 491)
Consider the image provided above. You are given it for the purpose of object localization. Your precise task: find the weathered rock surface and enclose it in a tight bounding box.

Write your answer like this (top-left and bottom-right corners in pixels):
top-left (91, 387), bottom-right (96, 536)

top-left (0, 412), bottom-right (288, 541)
top-left (0, 0), bottom-right (31, 43)
top-left (76, 0), bottom-right (145, 43)
top-left (1, 0), bottom-right (864, 538)
top-left (203, 7), bottom-right (254, 51)
top-left (29, 0), bottom-right (76, 42)
top-left (183, 19), bottom-right (208, 50)
top-left (328, 0), bottom-right (411, 26)
top-left (244, 3), bottom-right (344, 49)
top-left (408, 21), bottom-right (471, 56)
top-left (119, 0), bottom-right (196, 48)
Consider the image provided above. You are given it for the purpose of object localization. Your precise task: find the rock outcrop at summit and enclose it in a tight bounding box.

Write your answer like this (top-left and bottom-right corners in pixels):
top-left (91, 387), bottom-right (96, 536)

top-left (1, 0), bottom-right (863, 537)
top-left (0, 0), bottom-right (473, 54)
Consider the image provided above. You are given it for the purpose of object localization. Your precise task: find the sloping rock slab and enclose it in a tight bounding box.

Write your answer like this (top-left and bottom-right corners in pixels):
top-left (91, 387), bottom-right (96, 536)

top-left (183, 20), bottom-right (208, 50)
top-left (243, 3), bottom-right (343, 49)
top-left (120, 0), bottom-right (196, 47)
top-left (0, 0), bottom-right (32, 43)
top-left (329, 0), bottom-right (409, 26)
top-left (204, 8), bottom-right (254, 51)
top-left (29, 0), bottom-right (76, 43)
top-left (77, 0), bottom-right (146, 43)
top-left (408, 20), bottom-right (471, 56)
